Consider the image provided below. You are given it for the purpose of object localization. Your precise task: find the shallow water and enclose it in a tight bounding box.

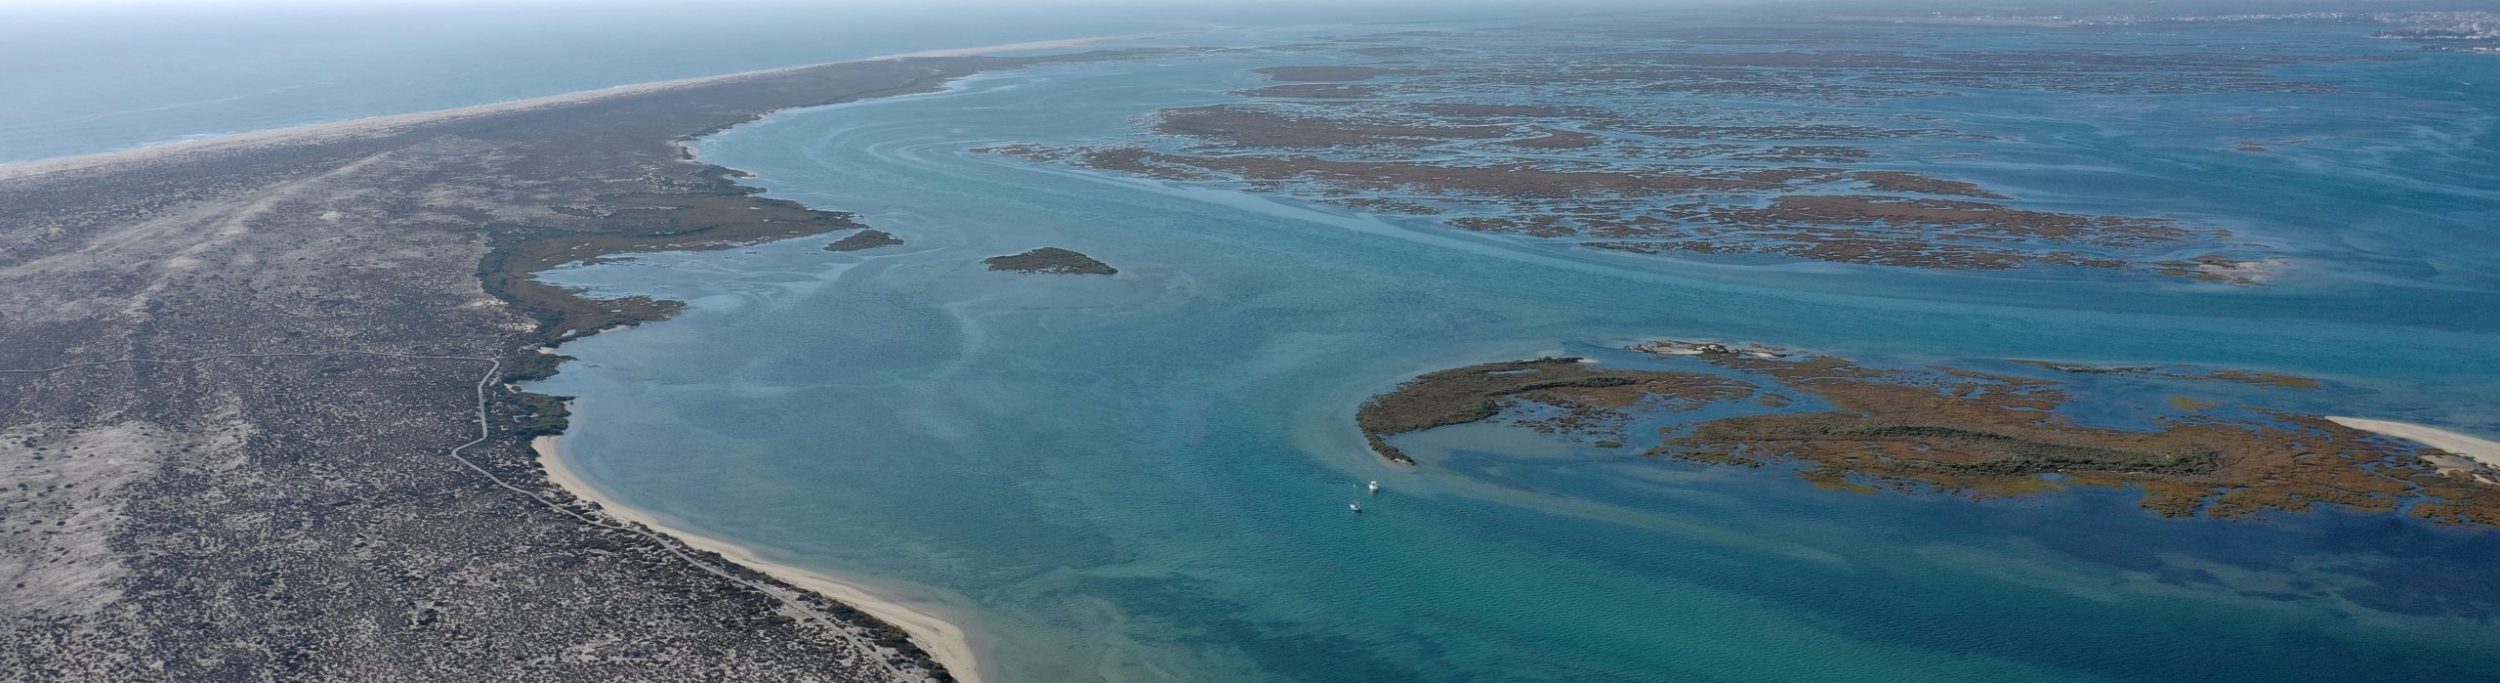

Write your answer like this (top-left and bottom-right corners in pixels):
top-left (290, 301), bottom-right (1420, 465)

top-left (529, 20), bottom-right (2500, 683)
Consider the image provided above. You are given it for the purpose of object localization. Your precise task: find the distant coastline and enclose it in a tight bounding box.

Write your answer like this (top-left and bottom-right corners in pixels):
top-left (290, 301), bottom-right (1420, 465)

top-left (20, 15), bottom-right (2498, 681)
top-left (0, 37), bottom-right (1101, 182)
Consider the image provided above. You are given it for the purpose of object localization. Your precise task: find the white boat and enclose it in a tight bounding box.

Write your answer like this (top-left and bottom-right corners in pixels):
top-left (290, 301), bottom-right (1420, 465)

top-left (1348, 502), bottom-right (1364, 514)
top-left (1366, 480), bottom-right (1381, 495)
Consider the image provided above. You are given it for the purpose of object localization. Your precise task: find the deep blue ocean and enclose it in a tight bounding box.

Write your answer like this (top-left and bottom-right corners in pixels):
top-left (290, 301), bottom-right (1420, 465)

top-left (15, 4), bottom-right (2500, 682)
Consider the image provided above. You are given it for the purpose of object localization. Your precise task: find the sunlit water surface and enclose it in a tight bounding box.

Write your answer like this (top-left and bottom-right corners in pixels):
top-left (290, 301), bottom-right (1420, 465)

top-left (529, 21), bottom-right (2500, 683)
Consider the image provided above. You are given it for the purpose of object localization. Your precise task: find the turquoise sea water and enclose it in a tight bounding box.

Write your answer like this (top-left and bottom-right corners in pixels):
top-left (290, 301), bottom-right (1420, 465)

top-left (519, 19), bottom-right (2500, 683)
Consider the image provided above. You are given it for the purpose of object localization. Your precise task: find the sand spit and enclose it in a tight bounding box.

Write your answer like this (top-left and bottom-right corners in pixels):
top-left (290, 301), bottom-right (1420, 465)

top-left (535, 436), bottom-right (985, 683)
top-left (874, 37), bottom-right (1101, 60)
top-left (2327, 417), bottom-right (2500, 469)
top-left (0, 37), bottom-right (1101, 183)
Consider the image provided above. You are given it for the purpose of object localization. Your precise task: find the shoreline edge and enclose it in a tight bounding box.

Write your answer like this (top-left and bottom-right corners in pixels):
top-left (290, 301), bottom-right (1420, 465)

top-left (534, 435), bottom-right (987, 683)
top-left (2326, 417), bottom-right (2500, 468)
top-left (0, 36), bottom-right (1102, 181)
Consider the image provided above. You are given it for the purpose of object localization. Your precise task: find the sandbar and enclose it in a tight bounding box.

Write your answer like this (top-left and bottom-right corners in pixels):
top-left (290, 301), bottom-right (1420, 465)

top-left (0, 37), bottom-right (1102, 183)
top-left (2326, 417), bottom-right (2500, 468)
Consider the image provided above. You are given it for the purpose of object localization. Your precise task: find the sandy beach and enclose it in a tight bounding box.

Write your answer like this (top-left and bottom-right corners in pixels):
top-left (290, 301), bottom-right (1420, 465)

top-left (534, 435), bottom-right (986, 683)
top-left (0, 36), bottom-right (1101, 183)
top-left (2327, 417), bottom-right (2500, 469)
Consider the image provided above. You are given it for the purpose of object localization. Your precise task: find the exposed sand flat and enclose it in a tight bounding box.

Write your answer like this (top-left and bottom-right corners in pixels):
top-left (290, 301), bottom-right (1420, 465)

top-left (0, 72), bottom-right (755, 182)
top-left (535, 436), bottom-right (985, 683)
top-left (2328, 417), bottom-right (2500, 468)
top-left (0, 36), bottom-right (1101, 183)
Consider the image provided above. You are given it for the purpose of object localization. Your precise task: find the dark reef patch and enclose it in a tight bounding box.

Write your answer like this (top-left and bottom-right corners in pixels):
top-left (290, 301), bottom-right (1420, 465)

top-left (826, 229), bottom-right (905, 252)
top-left (985, 247), bottom-right (1117, 275)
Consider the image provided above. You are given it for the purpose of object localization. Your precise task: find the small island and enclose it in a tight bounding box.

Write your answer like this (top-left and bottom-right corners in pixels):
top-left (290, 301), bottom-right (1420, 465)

top-left (983, 247), bottom-right (1116, 275)
top-left (1358, 341), bottom-right (2500, 527)
top-left (825, 228), bottom-right (904, 252)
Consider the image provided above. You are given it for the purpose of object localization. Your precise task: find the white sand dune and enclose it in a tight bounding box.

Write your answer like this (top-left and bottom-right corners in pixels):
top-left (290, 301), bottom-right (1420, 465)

top-left (2327, 417), bottom-right (2500, 469)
